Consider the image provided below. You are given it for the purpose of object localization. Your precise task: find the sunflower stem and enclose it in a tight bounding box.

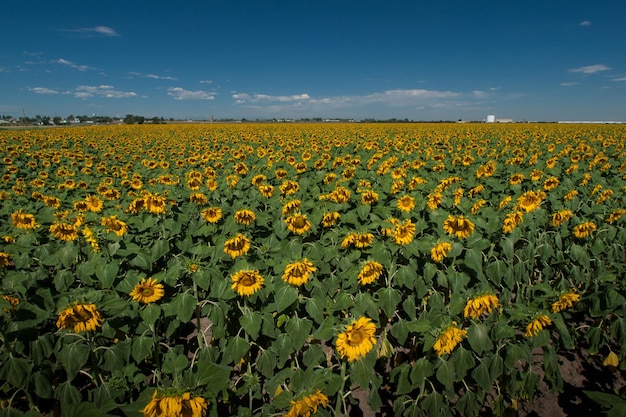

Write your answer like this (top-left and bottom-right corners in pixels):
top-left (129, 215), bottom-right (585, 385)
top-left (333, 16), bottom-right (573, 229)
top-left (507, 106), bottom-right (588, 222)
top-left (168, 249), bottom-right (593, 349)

top-left (334, 361), bottom-right (347, 416)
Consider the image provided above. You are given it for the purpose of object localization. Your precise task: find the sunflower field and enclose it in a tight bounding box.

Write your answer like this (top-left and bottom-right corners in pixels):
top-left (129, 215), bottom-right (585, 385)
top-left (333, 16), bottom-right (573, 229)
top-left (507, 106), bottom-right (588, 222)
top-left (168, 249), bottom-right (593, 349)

top-left (0, 122), bottom-right (625, 417)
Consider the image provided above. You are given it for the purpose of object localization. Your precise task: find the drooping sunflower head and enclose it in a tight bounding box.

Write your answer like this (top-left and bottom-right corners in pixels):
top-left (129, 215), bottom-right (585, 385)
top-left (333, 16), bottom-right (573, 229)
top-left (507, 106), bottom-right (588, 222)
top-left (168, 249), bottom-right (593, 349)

top-left (282, 200), bottom-right (302, 217)
top-left (101, 216), bottom-right (128, 237)
top-left (321, 211), bottom-right (340, 228)
top-left (202, 207), bottom-right (223, 224)
top-left (463, 294), bottom-right (500, 319)
top-left (572, 221), bottom-right (597, 239)
top-left (130, 277), bottom-right (165, 304)
top-left (336, 317), bottom-right (377, 361)
top-left (11, 210), bottom-right (39, 230)
top-left (231, 269), bottom-right (264, 297)
top-left (56, 303), bottom-right (103, 333)
top-left (141, 390), bottom-right (208, 417)
top-left (284, 213), bottom-right (311, 235)
top-left (524, 314), bottom-right (552, 338)
top-left (189, 192), bottom-right (208, 205)
top-left (430, 241), bottom-right (452, 262)
top-left (393, 220), bottom-right (416, 245)
top-left (223, 234), bottom-right (251, 258)
top-left (234, 209), bottom-right (256, 225)
top-left (283, 259), bottom-right (317, 286)
top-left (358, 261), bottom-right (383, 285)
top-left (360, 190), bottom-right (379, 205)
top-left (551, 291), bottom-right (581, 313)
top-left (515, 190), bottom-right (545, 213)
top-left (442, 215), bottom-right (475, 239)
top-left (50, 222), bottom-right (80, 241)
top-left (433, 322), bottom-right (467, 356)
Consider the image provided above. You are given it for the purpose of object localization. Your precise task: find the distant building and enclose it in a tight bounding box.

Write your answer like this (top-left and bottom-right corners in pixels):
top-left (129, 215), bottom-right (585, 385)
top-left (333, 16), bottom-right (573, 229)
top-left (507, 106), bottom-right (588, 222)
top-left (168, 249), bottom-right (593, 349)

top-left (486, 115), bottom-right (496, 123)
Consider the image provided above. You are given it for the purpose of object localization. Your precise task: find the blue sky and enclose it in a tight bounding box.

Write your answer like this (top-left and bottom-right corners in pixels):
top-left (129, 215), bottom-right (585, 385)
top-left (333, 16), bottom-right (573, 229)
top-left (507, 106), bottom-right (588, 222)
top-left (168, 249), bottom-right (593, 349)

top-left (1, 0), bottom-right (625, 121)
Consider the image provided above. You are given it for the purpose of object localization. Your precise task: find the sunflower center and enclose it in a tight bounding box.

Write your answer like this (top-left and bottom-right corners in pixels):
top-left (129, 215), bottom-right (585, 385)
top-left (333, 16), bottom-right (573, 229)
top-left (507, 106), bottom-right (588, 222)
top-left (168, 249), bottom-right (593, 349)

top-left (240, 275), bottom-right (256, 286)
top-left (348, 329), bottom-right (365, 345)
top-left (141, 287), bottom-right (155, 297)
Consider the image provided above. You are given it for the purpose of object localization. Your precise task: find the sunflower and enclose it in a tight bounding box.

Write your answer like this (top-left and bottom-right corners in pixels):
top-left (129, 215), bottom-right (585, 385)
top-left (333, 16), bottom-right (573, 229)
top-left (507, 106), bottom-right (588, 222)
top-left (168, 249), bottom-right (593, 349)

top-left (50, 223), bottom-right (79, 241)
top-left (321, 211), bottom-right (340, 227)
top-left (282, 200), bottom-right (302, 217)
top-left (573, 221), bottom-right (596, 238)
top-left (430, 242), bottom-right (452, 262)
top-left (551, 291), bottom-right (581, 313)
top-left (543, 177), bottom-right (560, 191)
top-left (396, 195), bottom-right (415, 213)
top-left (231, 269), bottom-right (264, 297)
top-left (443, 215), bottom-right (475, 239)
top-left (361, 190), bottom-right (379, 205)
top-left (509, 173), bottom-right (525, 185)
top-left (607, 209), bottom-right (626, 223)
top-left (223, 234), bottom-right (251, 258)
top-left (433, 322), bottom-right (467, 356)
top-left (502, 211), bottom-right (524, 233)
top-left (101, 216), bottom-right (128, 237)
top-left (82, 226), bottom-right (100, 252)
top-left (426, 193), bottom-right (442, 210)
top-left (234, 209), bottom-right (256, 225)
top-left (202, 207), bottom-right (223, 223)
top-left (0, 252), bottom-right (11, 267)
top-left (280, 180), bottom-right (300, 196)
top-left (463, 294), bottom-right (499, 319)
top-left (393, 220), bottom-right (416, 245)
top-left (11, 210), bottom-right (39, 230)
top-left (144, 192), bottom-right (168, 214)
top-left (498, 196), bottom-right (512, 210)
top-left (258, 184), bottom-right (274, 198)
top-left (515, 190), bottom-right (545, 212)
top-left (189, 192), bottom-right (207, 205)
top-left (471, 199), bottom-right (487, 214)
top-left (551, 210), bottom-right (574, 227)
top-left (56, 303), bottom-right (103, 333)
top-left (127, 197), bottom-right (146, 214)
top-left (357, 262), bottom-right (383, 285)
top-left (130, 278), bottom-right (165, 304)
top-left (453, 188), bottom-right (463, 206)
top-left (336, 317), bottom-right (377, 361)
top-left (283, 259), bottom-right (317, 286)
top-left (141, 390), bottom-right (208, 417)
top-left (524, 314), bottom-right (551, 338)
top-left (285, 213), bottom-right (312, 235)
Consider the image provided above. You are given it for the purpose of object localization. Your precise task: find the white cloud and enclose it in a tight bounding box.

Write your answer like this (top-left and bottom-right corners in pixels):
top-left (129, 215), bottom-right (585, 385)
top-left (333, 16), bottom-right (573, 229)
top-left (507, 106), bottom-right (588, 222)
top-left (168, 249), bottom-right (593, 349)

top-left (579, 20), bottom-right (592, 27)
top-left (53, 58), bottom-right (92, 71)
top-left (200, 80), bottom-right (213, 84)
top-left (146, 74), bottom-right (177, 80)
top-left (62, 26), bottom-right (120, 37)
top-left (71, 85), bottom-right (137, 98)
top-left (612, 77), bottom-right (626, 82)
top-left (560, 82), bottom-right (579, 86)
top-left (232, 93), bottom-right (311, 103)
top-left (568, 64), bottom-right (611, 74)
top-left (29, 87), bottom-right (59, 94)
top-left (167, 87), bottom-right (215, 100)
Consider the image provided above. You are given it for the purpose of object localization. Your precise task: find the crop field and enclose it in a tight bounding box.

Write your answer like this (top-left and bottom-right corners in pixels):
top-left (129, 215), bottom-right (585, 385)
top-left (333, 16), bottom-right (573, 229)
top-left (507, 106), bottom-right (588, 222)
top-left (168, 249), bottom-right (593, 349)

top-left (0, 122), bottom-right (625, 417)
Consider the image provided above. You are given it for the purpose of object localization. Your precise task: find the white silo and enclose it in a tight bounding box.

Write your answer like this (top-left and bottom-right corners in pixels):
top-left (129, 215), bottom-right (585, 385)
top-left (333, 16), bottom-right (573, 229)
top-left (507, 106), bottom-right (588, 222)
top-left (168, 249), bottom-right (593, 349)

top-left (486, 115), bottom-right (496, 123)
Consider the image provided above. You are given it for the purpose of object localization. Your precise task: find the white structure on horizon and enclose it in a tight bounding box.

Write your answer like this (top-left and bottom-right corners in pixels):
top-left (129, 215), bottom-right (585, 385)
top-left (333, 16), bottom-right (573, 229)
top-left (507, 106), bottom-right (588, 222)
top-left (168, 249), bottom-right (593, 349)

top-left (486, 115), bottom-right (496, 123)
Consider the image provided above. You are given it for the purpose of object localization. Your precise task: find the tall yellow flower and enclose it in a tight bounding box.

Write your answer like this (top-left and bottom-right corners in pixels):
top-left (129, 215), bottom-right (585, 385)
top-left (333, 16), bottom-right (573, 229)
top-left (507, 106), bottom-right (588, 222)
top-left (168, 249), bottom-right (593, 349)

top-left (463, 294), bottom-right (499, 319)
top-left (551, 210), bottom-right (573, 227)
top-left (202, 207), bottom-right (222, 223)
top-left (11, 210), bottom-right (39, 230)
top-left (285, 213), bottom-right (312, 235)
top-left (230, 269), bottom-right (264, 297)
top-left (524, 314), bottom-right (551, 337)
top-left (285, 390), bottom-right (329, 417)
top-left (393, 220), bottom-right (416, 245)
top-left (426, 193), bottom-right (442, 210)
top-left (433, 322), bottom-right (467, 356)
top-left (357, 261), bottom-right (383, 285)
top-left (396, 195), bottom-right (415, 213)
top-left (234, 209), bottom-right (256, 225)
top-left (430, 242), bottom-right (452, 262)
top-left (141, 390), bottom-right (208, 417)
top-left (56, 303), bottom-right (103, 333)
top-left (50, 223), bottom-right (79, 241)
top-left (515, 190), bottom-right (545, 212)
top-left (283, 259), bottom-right (316, 286)
top-left (336, 317), bottom-right (377, 361)
top-left (573, 221), bottom-right (596, 238)
top-left (361, 190), bottom-right (379, 205)
top-left (130, 278), bottom-right (165, 304)
top-left (551, 291), bottom-right (581, 313)
top-left (101, 216), bottom-right (128, 237)
top-left (321, 211), bottom-right (340, 227)
top-left (443, 215), bottom-right (475, 239)
top-left (502, 211), bottom-right (524, 233)
top-left (0, 252), bottom-right (11, 267)
top-left (223, 234), bottom-right (251, 258)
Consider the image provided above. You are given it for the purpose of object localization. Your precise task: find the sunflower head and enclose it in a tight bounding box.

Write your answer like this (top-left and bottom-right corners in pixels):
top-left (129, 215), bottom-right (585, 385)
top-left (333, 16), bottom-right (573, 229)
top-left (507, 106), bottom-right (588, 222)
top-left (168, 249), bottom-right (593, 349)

top-left (336, 317), bottom-right (377, 361)
top-left (130, 278), bottom-right (165, 304)
top-left (56, 303), bottom-right (103, 333)
top-left (231, 270), bottom-right (264, 297)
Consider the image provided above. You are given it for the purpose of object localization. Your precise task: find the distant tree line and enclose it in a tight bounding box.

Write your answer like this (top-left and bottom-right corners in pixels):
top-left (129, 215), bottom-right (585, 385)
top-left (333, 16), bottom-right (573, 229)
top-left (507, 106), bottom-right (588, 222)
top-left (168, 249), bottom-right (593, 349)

top-left (123, 114), bottom-right (165, 124)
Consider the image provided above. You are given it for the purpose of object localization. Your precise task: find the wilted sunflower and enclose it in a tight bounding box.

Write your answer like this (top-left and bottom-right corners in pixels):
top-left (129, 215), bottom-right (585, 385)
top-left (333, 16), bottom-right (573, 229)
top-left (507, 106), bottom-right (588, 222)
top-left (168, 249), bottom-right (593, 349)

top-left (234, 209), bottom-right (256, 225)
top-left (285, 213), bottom-right (312, 235)
top-left (223, 234), bottom-right (251, 258)
top-left (73, 200), bottom-right (89, 212)
top-left (321, 211), bottom-right (340, 227)
top-left (426, 193), bottom-right (443, 210)
top-left (144, 192), bottom-right (168, 214)
top-left (564, 190), bottom-right (579, 201)
top-left (336, 317), bottom-right (377, 361)
top-left (573, 221), bottom-right (596, 238)
top-left (258, 184), bottom-right (274, 198)
top-left (430, 242), bottom-right (452, 262)
top-left (1, 294), bottom-right (19, 312)
top-left (56, 303), bottom-right (103, 333)
top-left (361, 190), bottom-right (379, 205)
top-left (11, 210), bottom-right (39, 230)
top-left (551, 291), bottom-right (581, 313)
top-left (433, 322), bottom-right (467, 356)
top-left (442, 215), bottom-right (475, 239)
top-left (543, 176), bottom-right (560, 191)
top-left (515, 190), bottom-right (545, 212)
top-left (463, 294), bottom-right (499, 319)
top-left (396, 195), bottom-right (415, 213)
top-left (551, 210), bottom-right (574, 227)
top-left (285, 390), bottom-right (329, 417)
top-left (392, 220), bottom-right (416, 245)
top-left (130, 278), bottom-right (165, 304)
top-left (202, 207), bottom-right (222, 223)
top-left (189, 192), bottom-right (208, 205)
top-left (82, 227), bottom-right (100, 252)
top-left (280, 180), bottom-right (300, 196)
top-left (282, 200), bottom-right (302, 217)
top-left (0, 252), bottom-right (11, 267)
top-left (127, 197), bottom-right (146, 214)
top-left (141, 390), bottom-right (208, 417)
top-left (50, 223), bottom-right (79, 241)
top-left (101, 216), bottom-right (128, 237)
top-left (524, 314), bottom-right (551, 338)
top-left (357, 261), bottom-right (383, 285)
top-left (607, 209), bottom-right (626, 223)
top-left (509, 173), bottom-right (525, 185)
top-left (502, 211), bottom-right (524, 233)
top-left (230, 269), bottom-right (264, 297)
top-left (283, 259), bottom-right (317, 286)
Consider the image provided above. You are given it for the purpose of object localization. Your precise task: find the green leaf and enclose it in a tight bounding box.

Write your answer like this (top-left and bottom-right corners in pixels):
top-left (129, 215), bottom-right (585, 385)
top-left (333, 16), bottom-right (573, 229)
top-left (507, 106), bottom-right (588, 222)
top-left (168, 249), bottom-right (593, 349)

top-left (464, 248), bottom-right (484, 276)
top-left (58, 340), bottom-right (90, 380)
top-left (139, 304), bottom-right (162, 329)
top-left (391, 364), bottom-right (413, 395)
top-left (101, 339), bottom-right (131, 372)
top-left (194, 362), bottom-right (232, 395)
top-left (55, 381), bottom-right (82, 409)
top-left (410, 357), bottom-right (434, 384)
top-left (256, 350), bottom-right (277, 378)
top-left (162, 350), bottom-right (189, 375)
top-left (1, 356), bottom-right (32, 388)
top-left (150, 239), bottom-right (170, 262)
top-left (55, 269), bottom-right (75, 292)
top-left (285, 317), bottom-right (313, 351)
top-left (240, 310), bottom-right (263, 339)
top-left (435, 359), bottom-right (456, 391)
top-left (225, 336), bottom-right (250, 365)
top-left (273, 285), bottom-right (298, 313)
top-left (451, 347), bottom-right (476, 379)
top-left (472, 361), bottom-right (492, 391)
top-left (132, 335), bottom-right (155, 363)
top-left (377, 287), bottom-right (402, 318)
top-left (467, 323), bottom-right (493, 355)
top-left (305, 296), bottom-right (325, 324)
top-left (95, 262), bottom-right (119, 289)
